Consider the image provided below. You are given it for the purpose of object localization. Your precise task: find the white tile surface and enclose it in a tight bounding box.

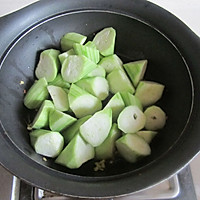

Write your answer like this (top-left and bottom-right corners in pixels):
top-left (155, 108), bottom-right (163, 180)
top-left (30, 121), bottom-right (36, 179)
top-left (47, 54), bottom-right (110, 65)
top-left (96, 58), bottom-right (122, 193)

top-left (0, 0), bottom-right (38, 16)
top-left (148, 0), bottom-right (200, 36)
top-left (0, 0), bottom-right (200, 199)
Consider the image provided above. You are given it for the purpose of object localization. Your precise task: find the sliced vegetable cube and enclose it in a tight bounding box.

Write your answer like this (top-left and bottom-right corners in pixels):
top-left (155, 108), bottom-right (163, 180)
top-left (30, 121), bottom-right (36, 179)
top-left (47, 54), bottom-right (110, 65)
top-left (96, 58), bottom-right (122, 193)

top-left (80, 108), bottom-right (112, 147)
top-left (85, 41), bottom-right (97, 49)
top-left (49, 73), bottom-right (70, 89)
top-left (62, 115), bottom-right (91, 143)
top-left (93, 27), bottom-right (116, 56)
top-left (95, 123), bottom-right (121, 160)
top-left (30, 129), bottom-right (64, 158)
top-left (73, 43), bottom-right (100, 64)
top-left (31, 100), bottom-right (54, 129)
top-left (68, 84), bottom-right (102, 118)
top-left (107, 69), bottom-right (135, 94)
top-left (104, 92), bottom-right (125, 122)
top-left (85, 66), bottom-right (106, 78)
top-left (135, 81), bottom-right (165, 107)
top-left (144, 105), bottom-right (167, 130)
top-left (61, 32), bottom-right (87, 51)
top-left (55, 133), bottom-right (94, 169)
top-left (124, 60), bottom-right (147, 87)
top-left (75, 77), bottom-right (109, 100)
top-left (35, 49), bottom-right (60, 82)
top-left (98, 54), bottom-right (123, 74)
top-left (120, 91), bottom-right (143, 110)
top-left (116, 133), bottom-right (151, 163)
top-left (24, 77), bottom-right (49, 109)
top-left (49, 110), bottom-right (77, 132)
top-left (118, 105), bottom-right (146, 134)
top-left (58, 49), bottom-right (75, 64)
top-left (61, 55), bottom-right (97, 83)
top-left (136, 130), bottom-right (157, 144)
top-left (47, 85), bottom-right (69, 112)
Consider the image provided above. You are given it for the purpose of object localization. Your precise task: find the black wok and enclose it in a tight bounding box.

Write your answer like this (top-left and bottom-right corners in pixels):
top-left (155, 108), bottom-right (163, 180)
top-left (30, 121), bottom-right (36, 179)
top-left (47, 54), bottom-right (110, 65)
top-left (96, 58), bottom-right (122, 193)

top-left (0, 0), bottom-right (200, 198)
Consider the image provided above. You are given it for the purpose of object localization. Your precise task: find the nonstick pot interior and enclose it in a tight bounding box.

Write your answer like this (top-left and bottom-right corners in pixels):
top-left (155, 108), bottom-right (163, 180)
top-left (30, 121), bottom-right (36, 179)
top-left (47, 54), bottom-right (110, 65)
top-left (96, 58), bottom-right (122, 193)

top-left (0, 1), bottom-right (199, 198)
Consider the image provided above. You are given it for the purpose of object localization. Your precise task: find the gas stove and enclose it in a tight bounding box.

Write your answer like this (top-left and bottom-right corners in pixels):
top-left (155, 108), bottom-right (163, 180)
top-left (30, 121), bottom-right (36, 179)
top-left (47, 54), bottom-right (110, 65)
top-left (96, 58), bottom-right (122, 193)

top-left (0, 164), bottom-right (197, 200)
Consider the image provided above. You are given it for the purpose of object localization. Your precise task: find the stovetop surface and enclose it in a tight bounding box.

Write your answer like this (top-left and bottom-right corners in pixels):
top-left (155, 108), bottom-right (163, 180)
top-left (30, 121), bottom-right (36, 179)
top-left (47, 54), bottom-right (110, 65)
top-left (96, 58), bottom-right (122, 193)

top-left (15, 166), bottom-right (196, 200)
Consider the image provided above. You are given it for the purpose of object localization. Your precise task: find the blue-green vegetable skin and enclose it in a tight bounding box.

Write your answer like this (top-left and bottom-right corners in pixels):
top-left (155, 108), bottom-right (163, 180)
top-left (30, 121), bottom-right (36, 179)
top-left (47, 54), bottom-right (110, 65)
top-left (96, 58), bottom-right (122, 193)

top-left (95, 123), bottom-right (121, 160)
top-left (55, 133), bottom-right (94, 169)
top-left (24, 77), bottom-right (49, 109)
top-left (31, 100), bottom-right (54, 129)
top-left (62, 115), bottom-right (91, 143)
top-left (49, 110), bottom-right (77, 132)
